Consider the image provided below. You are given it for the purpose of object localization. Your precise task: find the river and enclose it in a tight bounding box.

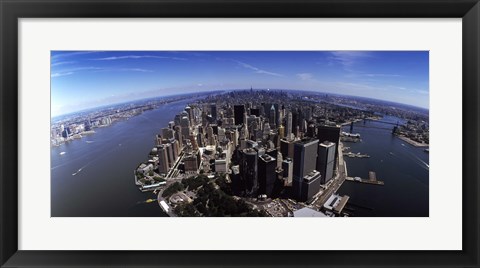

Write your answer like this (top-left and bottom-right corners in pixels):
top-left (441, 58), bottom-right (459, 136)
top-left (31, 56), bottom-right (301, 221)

top-left (50, 99), bottom-right (197, 216)
top-left (337, 116), bottom-right (429, 217)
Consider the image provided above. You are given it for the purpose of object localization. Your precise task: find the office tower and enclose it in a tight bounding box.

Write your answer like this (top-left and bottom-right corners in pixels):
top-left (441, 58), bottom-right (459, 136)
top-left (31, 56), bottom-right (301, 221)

top-left (280, 138), bottom-right (295, 159)
top-left (266, 148), bottom-right (277, 158)
top-left (242, 113), bottom-right (250, 139)
top-left (211, 124), bottom-right (219, 135)
top-left (276, 151), bottom-right (283, 169)
top-left (317, 141), bottom-right (336, 184)
top-left (286, 111), bottom-right (293, 139)
top-left (171, 139), bottom-right (179, 161)
top-left (258, 154), bottom-right (277, 197)
top-left (196, 133), bottom-right (205, 147)
top-left (162, 127), bottom-right (174, 140)
top-left (174, 114), bottom-right (182, 126)
top-left (263, 122), bottom-right (271, 137)
top-left (300, 170), bottom-right (322, 202)
top-left (185, 106), bottom-right (193, 123)
top-left (174, 126), bottom-right (183, 149)
top-left (184, 153), bottom-right (199, 173)
top-left (306, 123), bottom-right (316, 138)
top-left (210, 104), bottom-right (217, 121)
top-left (234, 105), bottom-right (245, 125)
top-left (189, 133), bottom-right (198, 150)
top-left (291, 111), bottom-right (298, 136)
top-left (218, 127), bottom-right (226, 142)
top-left (215, 158), bottom-right (227, 174)
top-left (207, 126), bottom-right (215, 146)
top-left (157, 144), bottom-right (169, 175)
top-left (250, 108), bottom-right (260, 117)
top-left (278, 124), bottom-right (285, 139)
top-left (282, 158), bottom-right (293, 186)
top-left (164, 142), bottom-right (175, 168)
top-left (180, 116), bottom-right (191, 138)
top-left (231, 165), bottom-right (243, 196)
top-left (241, 148), bottom-right (258, 197)
top-left (316, 125), bottom-right (341, 169)
top-left (292, 138), bottom-right (319, 200)
top-left (269, 104), bottom-right (276, 127)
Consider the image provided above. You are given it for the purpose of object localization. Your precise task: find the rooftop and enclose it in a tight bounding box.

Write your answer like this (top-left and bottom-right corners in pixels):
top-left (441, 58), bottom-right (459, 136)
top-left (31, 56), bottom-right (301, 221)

top-left (293, 207), bottom-right (327, 217)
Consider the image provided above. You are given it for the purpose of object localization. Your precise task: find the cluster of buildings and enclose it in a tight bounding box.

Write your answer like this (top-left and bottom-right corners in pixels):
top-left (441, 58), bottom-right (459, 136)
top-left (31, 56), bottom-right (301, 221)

top-left (138, 90), bottom-right (343, 203)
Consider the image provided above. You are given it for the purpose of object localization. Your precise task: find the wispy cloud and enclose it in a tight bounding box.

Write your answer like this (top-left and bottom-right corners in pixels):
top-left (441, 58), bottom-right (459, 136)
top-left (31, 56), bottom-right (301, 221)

top-left (51, 72), bottom-right (74, 78)
top-left (51, 51), bottom-right (102, 60)
top-left (234, 60), bottom-right (283, 77)
top-left (51, 66), bottom-right (153, 78)
top-left (296, 73), bottom-right (314, 81)
top-left (114, 68), bottom-right (153, 73)
top-left (365, 73), bottom-right (402, 78)
top-left (93, 55), bottom-right (186, 61)
top-left (417, 90), bottom-right (429, 95)
top-left (51, 61), bottom-right (76, 67)
top-left (329, 51), bottom-right (372, 68)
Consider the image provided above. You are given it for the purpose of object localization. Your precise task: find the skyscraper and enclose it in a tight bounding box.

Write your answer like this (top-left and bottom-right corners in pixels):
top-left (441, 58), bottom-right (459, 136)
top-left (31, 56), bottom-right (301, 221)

top-left (258, 154), bottom-right (277, 197)
top-left (269, 104), bottom-right (276, 127)
top-left (210, 104), bottom-right (217, 121)
top-left (234, 105), bottom-right (245, 125)
top-left (300, 170), bottom-right (322, 201)
top-left (282, 157), bottom-right (293, 186)
top-left (278, 124), bottom-right (285, 139)
top-left (157, 144), bottom-right (169, 175)
top-left (286, 111), bottom-right (293, 139)
top-left (316, 125), bottom-right (341, 169)
top-left (280, 138), bottom-right (295, 159)
top-left (317, 141), bottom-right (336, 184)
top-left (292, 138), bottom-right (319, 200)
top-left (241, 148), bottom-right (258, 197)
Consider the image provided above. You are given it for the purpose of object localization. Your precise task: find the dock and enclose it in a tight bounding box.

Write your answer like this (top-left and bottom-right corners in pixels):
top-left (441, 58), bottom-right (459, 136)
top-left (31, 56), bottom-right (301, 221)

top-left (346, 171), bottom-right (384, 185)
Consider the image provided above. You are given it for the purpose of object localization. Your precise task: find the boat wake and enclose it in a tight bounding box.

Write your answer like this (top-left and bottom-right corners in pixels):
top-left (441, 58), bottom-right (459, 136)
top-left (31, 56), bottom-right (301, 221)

top-left (72, 168), bottom-right (83, 176)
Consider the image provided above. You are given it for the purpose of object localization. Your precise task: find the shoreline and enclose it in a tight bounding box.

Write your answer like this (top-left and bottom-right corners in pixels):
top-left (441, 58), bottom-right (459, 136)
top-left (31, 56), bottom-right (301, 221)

top-left (396, 135), bottom-right (429, 147)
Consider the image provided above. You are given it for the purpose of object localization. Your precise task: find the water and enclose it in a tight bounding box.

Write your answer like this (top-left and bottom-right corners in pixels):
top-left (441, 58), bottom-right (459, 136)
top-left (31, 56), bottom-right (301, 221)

top-left (51, 99), bottom-right (195, 217)
top-left (337, 116), bottom-right (429, 217)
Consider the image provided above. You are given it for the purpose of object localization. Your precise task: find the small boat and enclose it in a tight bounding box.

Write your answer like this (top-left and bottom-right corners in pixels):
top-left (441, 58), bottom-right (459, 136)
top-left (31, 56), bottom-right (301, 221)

top-left (145, 199), bottom-right (156, 203)
top-left (59, 152), bottom-right (66, 155)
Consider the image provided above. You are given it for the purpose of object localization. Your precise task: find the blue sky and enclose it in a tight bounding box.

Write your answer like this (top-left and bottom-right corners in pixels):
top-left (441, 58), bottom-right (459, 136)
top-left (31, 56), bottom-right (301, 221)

top-left (51, 51), bottom-right (429, 116)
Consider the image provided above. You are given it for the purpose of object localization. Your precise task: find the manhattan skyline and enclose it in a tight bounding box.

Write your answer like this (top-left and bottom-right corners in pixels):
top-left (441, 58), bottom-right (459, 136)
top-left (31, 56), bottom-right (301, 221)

top-left (51, 51), bottom-right (429, 116)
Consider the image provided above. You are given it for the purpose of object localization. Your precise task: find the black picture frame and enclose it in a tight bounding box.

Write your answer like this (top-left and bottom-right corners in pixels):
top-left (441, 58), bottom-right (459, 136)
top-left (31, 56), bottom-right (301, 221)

top-left (1, 0), bottom-right (479, 267)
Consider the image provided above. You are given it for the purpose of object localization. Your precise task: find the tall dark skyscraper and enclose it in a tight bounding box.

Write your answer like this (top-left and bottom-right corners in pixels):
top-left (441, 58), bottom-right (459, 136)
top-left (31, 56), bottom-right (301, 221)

top-left (316, 125), bottom-right (341, 168)
top-left (292, 138), bottom-right (319, 200)
top-left (210, 104), bottom-right (217, 121)
top-left (317, 141), bottom-right (336, 184)
top-left (269, 104), bottom-right (276, 127)
top-left (234, 105), bottom-right (245, 125)
top-left (250, 108), bottom-right (260, 117)
top-left (241, 148), bottom-right (258, 197)
top-left (258, 154), bottom-right (277, 197)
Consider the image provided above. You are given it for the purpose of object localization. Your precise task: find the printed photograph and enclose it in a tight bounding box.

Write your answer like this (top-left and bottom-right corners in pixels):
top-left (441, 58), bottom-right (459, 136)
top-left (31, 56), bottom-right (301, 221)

top-left (51, 51), bottom-right (429, 217)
